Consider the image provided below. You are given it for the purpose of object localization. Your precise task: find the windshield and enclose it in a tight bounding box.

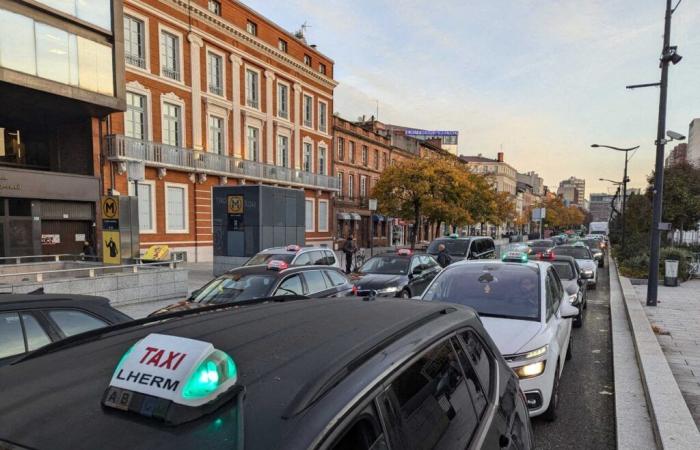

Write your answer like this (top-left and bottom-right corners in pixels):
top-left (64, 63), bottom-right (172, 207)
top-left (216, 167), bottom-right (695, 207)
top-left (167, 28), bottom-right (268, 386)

top-left (552, 261), bottom-right (575, 280)
top-left (360, 256), bottom-right (410, 275)
top-left (555, 247), bottom-right (592, 259)
top-left (244, 253), bottom-right (295, 266)
top-left (422, 264), bottom-right (541, 321)
top-left (529, 240), bottom-right (553, 248)
top-left (427, 239), bottom-right (470, 256)
top-left (193, 273), bottom-right (277, 304)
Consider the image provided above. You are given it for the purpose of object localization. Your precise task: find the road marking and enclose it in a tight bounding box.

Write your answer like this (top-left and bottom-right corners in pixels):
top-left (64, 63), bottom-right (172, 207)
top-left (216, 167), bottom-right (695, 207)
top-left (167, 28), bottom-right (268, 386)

top-left (592, 349), bottom-right (601, 353)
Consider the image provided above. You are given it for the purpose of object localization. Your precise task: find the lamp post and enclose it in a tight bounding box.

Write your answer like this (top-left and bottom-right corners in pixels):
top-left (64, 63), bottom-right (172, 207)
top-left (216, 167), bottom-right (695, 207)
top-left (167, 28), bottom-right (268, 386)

top-left (599, 178), bottom-right (624, 244)
top-left (591, 144), bottom-right (638, 253)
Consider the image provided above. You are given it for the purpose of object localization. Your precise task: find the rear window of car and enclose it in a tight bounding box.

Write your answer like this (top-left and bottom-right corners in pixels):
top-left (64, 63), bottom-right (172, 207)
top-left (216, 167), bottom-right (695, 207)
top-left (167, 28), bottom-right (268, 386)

top-left (325, 270), bottom-right (348, 287)
top-left (555, 247), bottom-right (592, 259)
top-left (422, 264), bottom-right (541, 321)
top-left (245, 253), bottom-right (294, 266)
top-left (529, 240), bottom-right (553, 247)
top-left (359, 256), bottom-right (410, 275)
top-left (47, 310), bottom-right (108, 337)
top-left (552, 261), bottom-right (575, 280)
top-left (427, 239), bottom-right (471, 256)
top-left (193, 273), bottom-right (276, 304)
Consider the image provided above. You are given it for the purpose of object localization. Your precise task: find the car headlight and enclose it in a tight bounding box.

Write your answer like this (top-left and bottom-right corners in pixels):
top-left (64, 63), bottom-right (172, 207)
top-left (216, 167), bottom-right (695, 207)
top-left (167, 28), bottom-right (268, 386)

top-left (513, 361), bottom-right (547, 379)
top-left (582, 269), bottom-right (593, 276)
top-left (525, 345), bottom-right (548, 359)
top-left (376, 286), bottom-right (400, 294)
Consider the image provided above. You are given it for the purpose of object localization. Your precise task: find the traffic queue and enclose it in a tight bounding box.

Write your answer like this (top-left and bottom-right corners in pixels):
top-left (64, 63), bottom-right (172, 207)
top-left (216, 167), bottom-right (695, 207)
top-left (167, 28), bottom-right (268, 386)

top-left (0, 235), bottom-right (605, 449)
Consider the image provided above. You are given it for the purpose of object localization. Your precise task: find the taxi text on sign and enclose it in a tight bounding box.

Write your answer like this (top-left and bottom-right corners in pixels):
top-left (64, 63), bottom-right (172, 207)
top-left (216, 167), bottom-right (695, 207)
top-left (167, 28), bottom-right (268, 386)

top-left (227, 195), bottom-right (244, 214)
top-left (109, 334), bottom-right (214, 403)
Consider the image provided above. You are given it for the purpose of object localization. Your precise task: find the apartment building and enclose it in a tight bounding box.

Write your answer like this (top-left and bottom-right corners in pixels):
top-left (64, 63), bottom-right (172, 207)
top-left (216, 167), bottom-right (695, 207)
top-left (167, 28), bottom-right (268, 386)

top-left (459, 152), bottom-right (517, 195)
top-left (104, 0), bottom-right (339, 261)
top-left (557, 177), bottom-right (586, 209)
top-left (0, 0), bottom-right (125, 256)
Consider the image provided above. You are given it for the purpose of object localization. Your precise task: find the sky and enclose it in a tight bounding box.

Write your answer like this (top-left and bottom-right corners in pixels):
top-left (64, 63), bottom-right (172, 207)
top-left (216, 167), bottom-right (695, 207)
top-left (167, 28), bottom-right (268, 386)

top-left (245, 0), bottom-right (700, 196)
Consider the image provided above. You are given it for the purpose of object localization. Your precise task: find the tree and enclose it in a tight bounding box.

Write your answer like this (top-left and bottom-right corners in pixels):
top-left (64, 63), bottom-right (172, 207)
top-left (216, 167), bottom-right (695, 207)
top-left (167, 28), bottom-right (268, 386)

top-left (646, 163), bottom-right (700, 231)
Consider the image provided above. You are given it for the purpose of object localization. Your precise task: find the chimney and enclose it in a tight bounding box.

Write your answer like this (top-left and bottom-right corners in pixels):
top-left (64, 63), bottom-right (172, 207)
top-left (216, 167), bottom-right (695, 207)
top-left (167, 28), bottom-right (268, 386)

top-left (497, 152), bottom-right (504, 162)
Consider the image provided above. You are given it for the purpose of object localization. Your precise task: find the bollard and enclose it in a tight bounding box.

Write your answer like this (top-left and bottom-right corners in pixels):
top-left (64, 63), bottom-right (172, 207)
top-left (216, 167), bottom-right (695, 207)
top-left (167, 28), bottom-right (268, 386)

top-left (89, 269), bottom-right (95, 278)
top-left (132, 265), bottom-right (138, 273)
top-left (54, 255), bottom-right (60, 262)
top-left (36, 273), bottom-right (43, 282)
top-left (664, 260), bottom-right (679, 286)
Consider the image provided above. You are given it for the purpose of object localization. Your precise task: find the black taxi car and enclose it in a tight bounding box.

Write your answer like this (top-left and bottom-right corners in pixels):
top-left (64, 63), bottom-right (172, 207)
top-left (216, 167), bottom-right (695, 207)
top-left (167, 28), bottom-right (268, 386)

top-left (350, 248), bottom-right (441, 298)
top-left (0, 298), bottom-right (534, 449)
top-left (150, 261), bottom-right (353, 315)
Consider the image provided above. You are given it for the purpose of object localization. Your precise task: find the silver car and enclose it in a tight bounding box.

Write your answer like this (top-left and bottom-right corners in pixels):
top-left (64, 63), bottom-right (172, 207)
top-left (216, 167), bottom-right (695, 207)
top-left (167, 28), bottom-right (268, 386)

top-left (550, 245), bottom-right (598, 289)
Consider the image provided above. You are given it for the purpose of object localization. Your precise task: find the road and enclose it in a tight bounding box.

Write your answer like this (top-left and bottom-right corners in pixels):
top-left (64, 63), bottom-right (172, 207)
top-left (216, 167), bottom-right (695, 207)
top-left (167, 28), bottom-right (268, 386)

top-left (532, 263), bottom-right (616, 449)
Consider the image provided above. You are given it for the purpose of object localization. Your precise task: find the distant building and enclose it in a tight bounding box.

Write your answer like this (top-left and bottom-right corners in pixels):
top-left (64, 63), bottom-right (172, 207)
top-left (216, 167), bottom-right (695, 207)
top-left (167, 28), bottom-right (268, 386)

top-left (589, 188), bottom-right (642, 222)
top-left (517, 171), bottom-right (545, 196)
top-left (686, 119), bottom-right (700, 167)
top-left (558, 177), bottom-right (586, 209)
top-left (459, 153), bottom-right (517, 195)
top-left (665, 143), bottom-right (687, 168)
top-left (380, 124), bottom-right (459, 155)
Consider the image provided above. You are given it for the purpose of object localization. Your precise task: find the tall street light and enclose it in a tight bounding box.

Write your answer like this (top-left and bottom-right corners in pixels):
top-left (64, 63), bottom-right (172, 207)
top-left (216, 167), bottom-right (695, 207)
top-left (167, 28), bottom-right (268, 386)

top-left (599, 178), bottom-right (624, 245)
top-left (591, 144), bottom-right (639, 253)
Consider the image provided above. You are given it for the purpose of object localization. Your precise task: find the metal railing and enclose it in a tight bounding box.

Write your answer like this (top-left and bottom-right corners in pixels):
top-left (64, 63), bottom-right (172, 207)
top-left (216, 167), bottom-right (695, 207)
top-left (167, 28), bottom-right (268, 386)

top-left (208, 84), bottom-right (224, 96)
top-left (0, 254), bottom-right (99, 265)
top-left (162, 67), bottom-right (180, 81)
top-left (125, 54), bottom-right (146, 69)
top-left (0, 260), bottom-right (182, 284)
top-left (105, 134), bottom-right (339, 190)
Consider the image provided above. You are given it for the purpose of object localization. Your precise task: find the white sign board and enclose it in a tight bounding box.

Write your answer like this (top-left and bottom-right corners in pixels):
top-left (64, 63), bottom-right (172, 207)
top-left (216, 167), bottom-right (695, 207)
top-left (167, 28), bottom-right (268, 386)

top-left (368, 198), bottom-right (378, 211)
top-left (108, 333), bottom-right (214, 404)
top-left (75, 233), bottom-right (86, 242)
top-left (41, 234), bottom-right (60, 245)
top-left (532, 208), bottom-right (546, 221)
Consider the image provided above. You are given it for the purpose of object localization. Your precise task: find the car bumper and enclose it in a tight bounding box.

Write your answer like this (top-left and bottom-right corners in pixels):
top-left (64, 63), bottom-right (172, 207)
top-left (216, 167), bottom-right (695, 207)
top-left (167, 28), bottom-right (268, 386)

top-left (510, 357), bottom-right (557, 417)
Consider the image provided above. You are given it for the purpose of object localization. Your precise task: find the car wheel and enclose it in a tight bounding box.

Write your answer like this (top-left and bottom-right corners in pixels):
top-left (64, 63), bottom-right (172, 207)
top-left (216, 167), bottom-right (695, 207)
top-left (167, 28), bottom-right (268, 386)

top-left (573, 311), bottom-right (583, 328)
top-left (590, 282), bottom-right (597, 290)
top-left (543, 362), bottom-right (560, 422)
top-left (400, 289), bottom-right (411, 299)
top-left (598, 260), bottom-right (604, 268)
top-left (566, 337), bottom-right (573, 360)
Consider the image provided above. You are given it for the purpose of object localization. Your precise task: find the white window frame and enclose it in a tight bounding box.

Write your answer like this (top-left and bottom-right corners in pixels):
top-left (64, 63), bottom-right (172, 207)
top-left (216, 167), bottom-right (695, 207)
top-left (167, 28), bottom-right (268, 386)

top-left (158, 24), bottom-right (184, 83)
top-left (302, 139), bottom-right (314, 173)
top-left (208, 0), bottom-right (221, 15)
top-left (305, 198), bottom-right (315, 232)
top-left (337, 171), bottom-right (344, 196)
top-left (277, 133), bottom-right (290, 167)
top-left (125, 81), bottom-right (153, 141)
top-left (276, 80), bottom-right (290, 120)
top-left (123, 10), bottom-right (150, 72)
top-left (206, 46), bottom-right (226, 98)
top-left (360, 175), bottom-right (367, 198)
top-left (207, 112), bottom-right (226, 154)
top-left (318, 99), bottom-right (328, 133)
top-left (337, 137), bottom-right (344, 161)
top-left (246, 20), bottom-right (257, 36)
top-left (164, 182), bottom-right (189, 233)
top-left (246, 124), bottom-right (261, 161)
top-left (245, 65), bottom-right (261, 110)
top-left (348, 174), bottom-right (354, 199)
top-left (302, 93), bottom-right (314, 129)
top-left (127, 179), bottom-right (157, 234)
top-left (278, 38), bottom-right (287, 53)
top-left (318, 199), bottom-right (329, 232)
top-left (318, 143), bottom-right (327, 176)
top-left (160, 93), bottom-right (187, 147)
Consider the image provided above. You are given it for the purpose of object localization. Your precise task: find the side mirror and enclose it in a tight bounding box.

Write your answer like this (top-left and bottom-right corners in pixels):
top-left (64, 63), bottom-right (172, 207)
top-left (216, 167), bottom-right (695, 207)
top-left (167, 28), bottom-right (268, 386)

top-left (561, 302), bottom-right (579, 319)
top-left (565, 284), bottom-right (578, 296)
top-left (412, 266), bottom-right (423, 275)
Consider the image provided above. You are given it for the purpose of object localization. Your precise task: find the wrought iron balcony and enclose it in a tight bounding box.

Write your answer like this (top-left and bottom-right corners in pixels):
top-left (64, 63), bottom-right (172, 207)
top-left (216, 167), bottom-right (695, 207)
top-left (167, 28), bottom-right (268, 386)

top-left (125, 54), bottom-right (146, 69)
top-left (105, 134), bottom-right (339, 191)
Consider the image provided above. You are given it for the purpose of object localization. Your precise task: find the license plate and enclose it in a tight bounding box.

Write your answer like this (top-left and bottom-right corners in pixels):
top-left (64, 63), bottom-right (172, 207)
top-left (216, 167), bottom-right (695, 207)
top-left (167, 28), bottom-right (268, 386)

top-left (104, 387), bottom-right (133, 411)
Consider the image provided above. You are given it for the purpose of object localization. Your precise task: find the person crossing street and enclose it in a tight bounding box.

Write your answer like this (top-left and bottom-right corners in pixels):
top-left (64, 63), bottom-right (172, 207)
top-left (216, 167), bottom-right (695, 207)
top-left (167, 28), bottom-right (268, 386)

top-left (342, 234), bottom-right (357, 273)
top-left (436, 243), bottom-right (453, 268)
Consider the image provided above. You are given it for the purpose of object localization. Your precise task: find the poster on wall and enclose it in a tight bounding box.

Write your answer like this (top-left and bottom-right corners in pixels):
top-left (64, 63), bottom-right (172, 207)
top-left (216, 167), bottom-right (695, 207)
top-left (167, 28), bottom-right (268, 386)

top-left (103, 231), bottom-right (121, 265)
top-left (41, 234), bottom-right (61, 245)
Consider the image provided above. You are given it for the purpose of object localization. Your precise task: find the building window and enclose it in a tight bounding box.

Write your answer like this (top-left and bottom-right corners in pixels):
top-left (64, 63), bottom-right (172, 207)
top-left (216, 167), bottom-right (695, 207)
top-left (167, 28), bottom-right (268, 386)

top-left (160, 31), bottom-right (180, 80)
top-left (318, 101), bottom-right (327, 133)
top-left (319, 63), bottom-right (326, 74)
top-left (36, 0), bottom-right (112, 30)
top-left (303, 142), bottom-right (313, 172)
top-left (247, 126), bottom-right (259, 161)
top-left (305, 199), bottom-right (314, 232)
top-left (360, 175), bottom-right (367, 198)
top-left (303, 54), bottom-right (311, 66)
top-left (278, 39), bottom-right (287, 53)
top-left (209, 115), bottom-right (224, 154)
top-left (246, 20), bottom-right (257, 36)
top-left (318, 147), bottom-right (326, 175)
top-left (383, 152), bottom-right (388, 169)
top-left (277, 83), bottom-right (288, 119)
top-left (362, 145), bottom-right (368, 165)
top-left (166, 184), bottom-right (187, 232)
top-left (318, 200), bottom-right (329, 232)
top-left (374, 149), bottom-right (379, 170)
top-left (162, 102), bottom-right (182, 147)
top-left (348, 174), bottom-right (354, 199)
top-left (129, 181), bottom-right (155, 232)
top-left (208, 0), bottom-right (221, 15)
top-left (337, 137), bottom-right (344, 161)
top-left (303, 95), bottom-right (313, 128)
top-left (349, 141), bottom-right (355, 163)
top-left (207, 52), bottom-right (223, 96)
top-left (337, 172), bottom-right (344, 196)
top-left (246, 69), bottom-right (259, 108)
top-left (125, 92), bottom-right (147, 140)
top-left (277, 135), bottom-right (289, 167)
top-left (124, 15), bottom-right (146, 68)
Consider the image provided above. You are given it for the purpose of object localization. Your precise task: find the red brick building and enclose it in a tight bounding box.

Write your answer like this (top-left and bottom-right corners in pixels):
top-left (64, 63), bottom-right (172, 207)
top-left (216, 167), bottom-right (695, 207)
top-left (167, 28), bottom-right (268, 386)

top-left (104, 0), bottom-right (338, 261)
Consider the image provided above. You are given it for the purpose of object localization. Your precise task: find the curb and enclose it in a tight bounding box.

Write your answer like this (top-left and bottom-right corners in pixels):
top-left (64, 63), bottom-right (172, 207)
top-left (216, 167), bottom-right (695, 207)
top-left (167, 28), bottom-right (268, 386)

top-left (611, 257), bottom-right (700, 449)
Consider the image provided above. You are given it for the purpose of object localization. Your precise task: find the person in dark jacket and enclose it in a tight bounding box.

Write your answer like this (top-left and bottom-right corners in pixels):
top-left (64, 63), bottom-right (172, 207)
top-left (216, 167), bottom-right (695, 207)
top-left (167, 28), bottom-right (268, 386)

top-left (436, 243), bottom-right (452, 268)
top-left (342, 235), bottom-right (357, 273)
top-left (82, 241), bottom-right (96, 261)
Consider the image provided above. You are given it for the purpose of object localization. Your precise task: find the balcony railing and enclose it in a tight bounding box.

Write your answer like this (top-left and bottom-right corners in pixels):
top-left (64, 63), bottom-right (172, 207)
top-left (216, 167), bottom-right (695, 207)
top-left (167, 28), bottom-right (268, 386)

top-left (162, 67), bottom-right (180, 81)
top-left (125, 53), bottom-right (146, 69)
top-left (105, 135), bottom-right (339, 191)
top-left (209, 84), bottom-right (224, 96)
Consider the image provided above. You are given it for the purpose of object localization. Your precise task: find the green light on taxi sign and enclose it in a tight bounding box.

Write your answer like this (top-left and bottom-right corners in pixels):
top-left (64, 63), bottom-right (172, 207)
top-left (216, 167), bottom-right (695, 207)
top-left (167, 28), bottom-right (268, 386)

top-left (182, 350), bottom-right (238, 400)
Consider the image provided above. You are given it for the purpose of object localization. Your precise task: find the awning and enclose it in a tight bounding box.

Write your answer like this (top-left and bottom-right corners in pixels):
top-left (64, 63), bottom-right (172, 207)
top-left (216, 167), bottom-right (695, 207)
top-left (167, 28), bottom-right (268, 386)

top-left (337, 212), bottom-right (351, 220)
top-left (372, 214), bottom-right (385, 222)
top-left (350, 213), bottom-right (362, 221)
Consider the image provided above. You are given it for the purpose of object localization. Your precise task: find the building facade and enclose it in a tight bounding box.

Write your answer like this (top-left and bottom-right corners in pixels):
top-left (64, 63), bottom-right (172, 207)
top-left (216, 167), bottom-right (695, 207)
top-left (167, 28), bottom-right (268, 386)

top-left (665, 143), bottom-right (687, 168)
top-left (333, 116), bottom-right (392, 248)
top-left (517, 171), bottom-right (544, 196)
top-left (557, 176), bottom-right (586, 209)
top-left (105, 0), bottom-right (339, 261)
top-left (687, 119), bottom-right (700, 167)
top-left (0, 0), bottom-right (125, 257)
top-left (459, 153), bottom-right (517, 195)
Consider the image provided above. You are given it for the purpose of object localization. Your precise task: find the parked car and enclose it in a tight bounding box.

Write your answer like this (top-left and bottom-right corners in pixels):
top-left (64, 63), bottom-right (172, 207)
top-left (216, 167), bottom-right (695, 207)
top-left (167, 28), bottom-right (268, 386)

top-left (150, 262), bottom-right (353, 315)
top-left (421, 254), bottom-right (579, 420)
top-left (351, 248), bottom-right (441, 298)
top-left (527, 239), bottom-right (555, 256)
top-left (0, 297), bottom-right (535, 449)
top-left (244, 245), bottom-right (340, 268)
top-left (550, 244), bottom-right (598, 289)
top-left (427, 236), bottom-right (496, 262)
top-left (0, 294), bottom-right (132, 366)
top-left (582, 238), bottom-right (605, 267)
top-left (540, 254), bottom-right (587, 327)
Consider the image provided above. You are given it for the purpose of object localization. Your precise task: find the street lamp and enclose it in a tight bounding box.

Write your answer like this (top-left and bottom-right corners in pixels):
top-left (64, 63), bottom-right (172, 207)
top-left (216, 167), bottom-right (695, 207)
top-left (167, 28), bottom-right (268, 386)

top-left (599, 178), bottom-right (622, 185)
top-left (591, 144), bottom-right (639, 252)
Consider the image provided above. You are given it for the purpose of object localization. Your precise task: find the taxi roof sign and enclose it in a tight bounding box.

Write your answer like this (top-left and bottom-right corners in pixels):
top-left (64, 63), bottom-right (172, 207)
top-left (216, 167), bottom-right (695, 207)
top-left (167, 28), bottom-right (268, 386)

top-left (105, 334), bottom-right (237, 409)
top-left (397, 248), bottom-right (413, 256)
top-left (267, 260), bottom-right (289, 271)
top-left (502, 251), bottom-right (529, 263)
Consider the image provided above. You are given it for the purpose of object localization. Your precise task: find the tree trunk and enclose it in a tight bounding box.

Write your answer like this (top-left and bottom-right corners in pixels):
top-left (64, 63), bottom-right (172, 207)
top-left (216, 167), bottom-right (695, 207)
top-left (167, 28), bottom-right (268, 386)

top-left (411, 203), bottom-right (421, 250)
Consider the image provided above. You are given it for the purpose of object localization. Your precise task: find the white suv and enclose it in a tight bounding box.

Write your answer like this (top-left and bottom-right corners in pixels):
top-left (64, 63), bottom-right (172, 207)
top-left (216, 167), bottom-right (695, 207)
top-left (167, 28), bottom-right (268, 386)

top-left (244, 245), bottom-right (340, 269)
top-left (420, 253), bottom-right (579, 421)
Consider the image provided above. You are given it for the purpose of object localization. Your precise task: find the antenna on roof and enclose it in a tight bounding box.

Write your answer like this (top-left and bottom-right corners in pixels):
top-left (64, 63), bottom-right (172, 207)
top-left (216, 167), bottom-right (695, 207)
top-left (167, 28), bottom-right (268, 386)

top-left (294, 21), bottom-right (312, 43)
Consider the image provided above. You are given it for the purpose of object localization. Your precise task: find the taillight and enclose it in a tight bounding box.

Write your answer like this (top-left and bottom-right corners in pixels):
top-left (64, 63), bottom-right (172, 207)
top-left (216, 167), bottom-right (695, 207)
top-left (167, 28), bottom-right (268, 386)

top-left (351, 285), bottom-right (358, 296)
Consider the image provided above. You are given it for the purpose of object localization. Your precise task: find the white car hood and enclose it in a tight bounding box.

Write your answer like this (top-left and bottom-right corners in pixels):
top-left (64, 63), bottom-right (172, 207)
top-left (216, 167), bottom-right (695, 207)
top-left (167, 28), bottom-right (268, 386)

top-left (480, 317), bottom-right (543, 355)
top-left (576, 259), bottom-right (596, 271)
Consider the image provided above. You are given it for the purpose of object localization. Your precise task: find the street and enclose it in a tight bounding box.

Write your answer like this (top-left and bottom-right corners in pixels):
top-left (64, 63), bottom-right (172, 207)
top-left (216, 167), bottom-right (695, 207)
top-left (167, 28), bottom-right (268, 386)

top-left (532, 263), bottom-right (616, 448)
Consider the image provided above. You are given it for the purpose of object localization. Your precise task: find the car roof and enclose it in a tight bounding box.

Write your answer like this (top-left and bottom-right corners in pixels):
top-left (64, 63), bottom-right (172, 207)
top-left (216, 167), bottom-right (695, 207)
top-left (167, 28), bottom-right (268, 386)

top-left (225, 265), bottom-right (344, 276)
top-left (451, 259), bottom-right (542, 273)
top-left (0, 294), bottom-right (116, 311)
top-left (0, 298), bottom-right (466, 450)
top-left (257, 246), bottom-right (325, 255)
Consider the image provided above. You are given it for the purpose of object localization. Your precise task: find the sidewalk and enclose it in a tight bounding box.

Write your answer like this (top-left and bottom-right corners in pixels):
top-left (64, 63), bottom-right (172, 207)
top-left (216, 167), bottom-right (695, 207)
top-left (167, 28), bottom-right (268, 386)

top-left (632, 280), bottom-right (700, 429)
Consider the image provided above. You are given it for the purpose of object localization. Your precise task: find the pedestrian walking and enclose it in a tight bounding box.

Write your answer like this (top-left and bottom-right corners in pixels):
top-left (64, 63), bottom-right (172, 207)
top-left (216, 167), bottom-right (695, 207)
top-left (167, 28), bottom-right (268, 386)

top-left (436, 243), bottom-right (452, 268)
top-left (342, 234), bottom-right (357, 273)
top-left (82, 241), bottom-right (95, 261)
